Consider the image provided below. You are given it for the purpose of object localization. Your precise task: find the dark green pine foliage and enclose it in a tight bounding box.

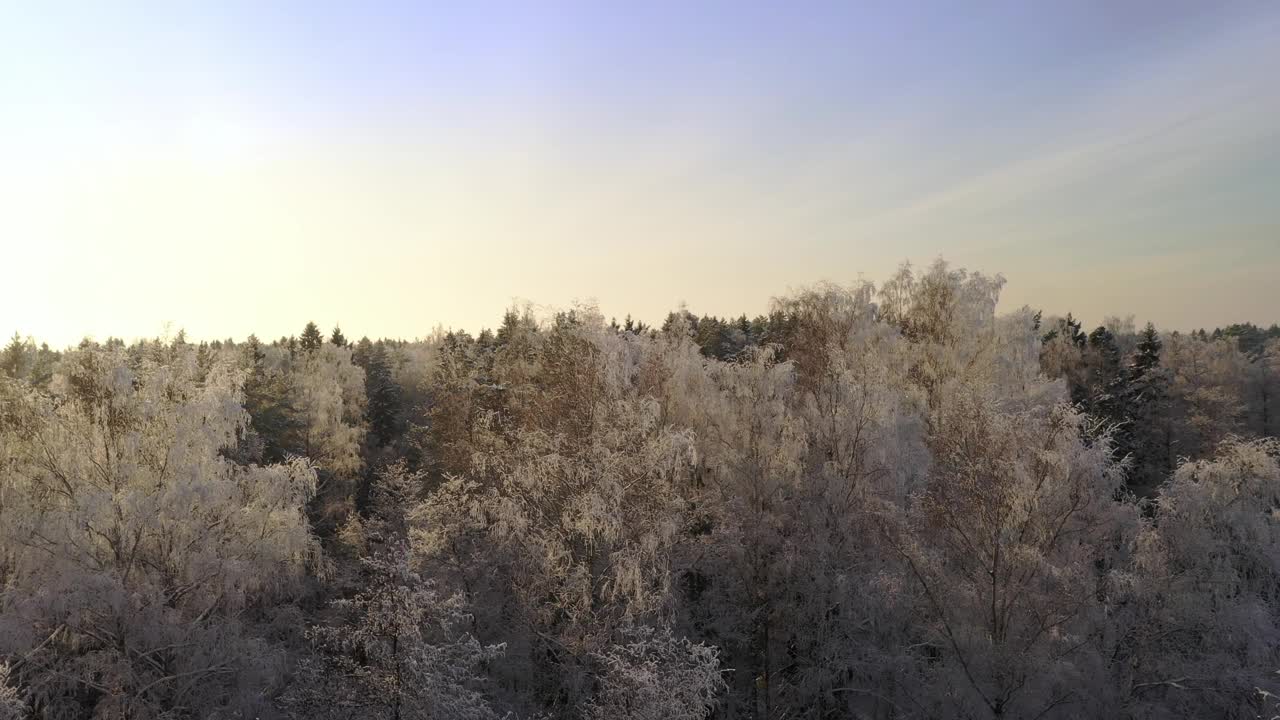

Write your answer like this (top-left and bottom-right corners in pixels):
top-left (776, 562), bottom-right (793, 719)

top-left (239, 334), bottom-right (305, 464)
top-left (1064, 313), bottom-right (1087, 348)
top-left (1123, 323), bottom-right (1173, 494)
top-left (1, 333), bottom-right (24, 379)
top-left (1042, 313), bottom-right (1086, 348)
top-left (330, 325), bottom-right (348, 347)
top-left (1081, 325), bottom-right (1134, 464)
top-left (1085, 326), bottom-right (1126, 417)
top-left (0, 334), bottom-right (58, 387)
top-left (300, 321), bottom-right (324, 352)
top-left (1212, 322), bottom-right (1280, 358)
top-left (661, 310), bottom-right (759, 361)
top-left (476, 328), bottom-right (497, 355)
top-left (353, 339), bottom-right (402, 450)
top-left (619, 314), bottom-right (651, 335)
top-left (30, 343), bottom-right (58, 387)
top-left (496, 310), bottom-right (521, 346)
top-left (1130, 323), bottom-right (1162, 378)
top-left (758, 309), bottom-right (798, 360)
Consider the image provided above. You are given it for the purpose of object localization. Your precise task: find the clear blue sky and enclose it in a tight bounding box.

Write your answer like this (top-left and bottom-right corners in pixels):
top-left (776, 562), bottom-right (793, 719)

top-left (2, 1), bottom-right (1278, 345)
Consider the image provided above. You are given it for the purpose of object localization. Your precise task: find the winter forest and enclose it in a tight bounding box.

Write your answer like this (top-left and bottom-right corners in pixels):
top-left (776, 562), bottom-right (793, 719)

top-left (3, 260), bottom-right (1280, 720)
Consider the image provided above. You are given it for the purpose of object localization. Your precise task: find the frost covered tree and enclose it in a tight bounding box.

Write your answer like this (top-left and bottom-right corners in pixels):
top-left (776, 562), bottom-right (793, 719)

top-left (291, 343), bottom-right (368, 503)
top-left (284, 549), bottom-right (503, 720)
top-left (869, 263), bottom-right (1129, 718)
top-left (414, 312), bottom-right (723, 717)
top-left (1162, 334), bottom-right (1249, 457)
top-left (585, 627), bottom-right (726, 720)
top-left (3, 260), bottom-right (1277, 719)
top-left (284, 453), bottom-right (500, 718)
top-left (0, 663), bottom-right (25, 720)
top-left (682, 348), bottom-right (807, 718)
top-left (877, 260), bottom-right (1011, 415)
top-left (1247, 338), bottom-right (1280, 437)
top-left (1109, 439), bottom-right (1280, 718)
top-left (0, 342), bottom-right (321, 718)
top-left (881, 399), bottom-right (1129, 718)
top-left (423, 331), bottom-right (490, 481)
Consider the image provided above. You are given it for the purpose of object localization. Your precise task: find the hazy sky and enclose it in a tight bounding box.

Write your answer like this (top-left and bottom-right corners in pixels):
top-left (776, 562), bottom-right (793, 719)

top-left (2, 2), bottom-right (1278, 346)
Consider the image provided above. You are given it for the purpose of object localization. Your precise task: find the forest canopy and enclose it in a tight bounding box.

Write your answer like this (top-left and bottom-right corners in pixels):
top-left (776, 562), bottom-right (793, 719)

top-left (2, 260), bottom-right (1280, 719)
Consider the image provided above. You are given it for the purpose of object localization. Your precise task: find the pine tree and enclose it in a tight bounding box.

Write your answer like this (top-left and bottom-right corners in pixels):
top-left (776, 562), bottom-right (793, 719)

top-left (300, 321), bottom-right (324, 352)
top-left (285, 457), bottom-right (500, 719)
top-left (30, 342), bottom-right (57, 387)
top-left (1064, 313), bottom-right (1086, 347)
top-left (0, 333), bottom-right (25, 379)
top-left (241, 336), bottom-right (305, 463)
top-left (496, 309), bottom-right (521, 346)
top-left (1085, 326), bottom-right (1125, 410)
top-left (1130, 322), bottom-right (1162, 379)
top-left (330, 324), bottom-right (348, 347)
top-left (1124, 322), bottom-right (1172, 493)
top-left (360, 342), bottom-right (402, 450)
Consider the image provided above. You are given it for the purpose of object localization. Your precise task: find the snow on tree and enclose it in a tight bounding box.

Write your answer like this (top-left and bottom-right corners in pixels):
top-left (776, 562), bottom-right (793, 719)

top-left (413, 311), bottom-right (722, 717)
top-left (1249, 338), bottom-right (1280, 437)
top-left (283, 450), bottom-right (501, 719)
top-left (0, 342), bottom-right (321, 717)
top-left (3, 261), bottom-right (1277, 720)
top-left (294, 342), bottom-right (367, 482)
top-left (877, 259), bottom-right (1019, 416)
top-left (0, 663), bottom-right (25, 720)
top-left (1161, 333), bottom-right (1250, 461)
top-left (585, 626), bottom-right (726, 720)
top-left (870, 261), bottom-right (1133, 718)
top-left (1108, 438), bottom-right (1280, 718)
top-left (281, 546), bottom-right (503, 720)
top-left (879, 398), bottom-right (1130, 718)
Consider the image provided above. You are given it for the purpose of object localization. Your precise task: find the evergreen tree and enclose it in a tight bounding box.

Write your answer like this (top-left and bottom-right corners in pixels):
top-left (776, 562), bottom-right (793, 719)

top-left (1, 333), bottom-right (24, 379)
top-left (1215, 322), bottom-right (1268, 356)
top-left (352, 336), bottom-right (374, 367)
top-left (29, 342), bottom-right (57, 387)
top-left (241, 335), bottom-right (305, 464)
top-left (496, 309), bottom-right (521, 346)
top-left (1080, 325), bottom-right (1136, 472)
top-left (330, 324), bottom-right (348, 347)
top-left (359, 342), bottom-right (402, 450)
top-left (1064, 313), bottom-right (1086, 347)
top-left (1130, 322), bottom-right (1162, 378)
top-left (1124, 322), bottom-right (1172, 493)
top-left (300, 321), bottom-right (324, 352)
top-left (1042, 312), bottom-right (1086, 348)
top-left (1085, 326), bottom-right (1126, 416)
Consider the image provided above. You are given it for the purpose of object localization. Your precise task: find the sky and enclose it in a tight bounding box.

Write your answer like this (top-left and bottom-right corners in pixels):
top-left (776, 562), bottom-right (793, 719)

top-left (2, 1), bottom-right (1278, 347)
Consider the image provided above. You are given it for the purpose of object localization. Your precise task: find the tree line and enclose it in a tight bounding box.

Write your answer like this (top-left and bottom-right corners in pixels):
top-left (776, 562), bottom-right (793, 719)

top-left (2, 260), bottom-right (1279, 719)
